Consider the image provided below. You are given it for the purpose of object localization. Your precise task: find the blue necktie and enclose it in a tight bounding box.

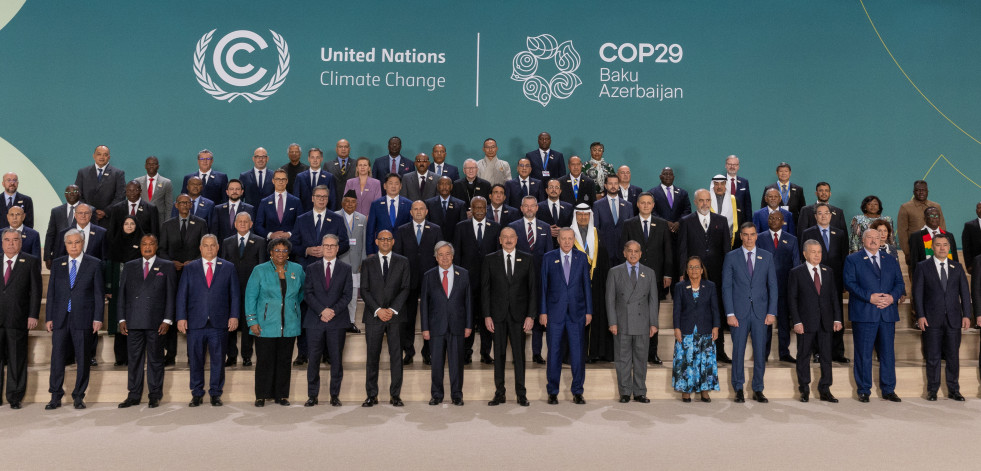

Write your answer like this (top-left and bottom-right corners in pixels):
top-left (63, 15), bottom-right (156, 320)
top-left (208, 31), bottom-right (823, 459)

top-left (611, 199), bottom-right (618, 224)
top-left (871, 254), bottom-right (881, 276)
top-left (416, 224), bottom-right (422, 244)
top-left (258, 170), bottom-right (263, 190)
top-left (67, 259), bottom-right (77, 312)
top-left (822, 228), bottom-right (830, 250)
top-left (573, 179), bottom-right (579, 200)
top-left (239, 236), bottom-right (246, 257)
top-left (388, 199), bottom-right (397, 227)
top-left (476, 222), bottom-right (483, 245)
top-left (97, 168), bottom-right (103, 182)
top-left (316, 213), bottom-right (323, 234)
top-left (780, 183), bottom-right (789, 205)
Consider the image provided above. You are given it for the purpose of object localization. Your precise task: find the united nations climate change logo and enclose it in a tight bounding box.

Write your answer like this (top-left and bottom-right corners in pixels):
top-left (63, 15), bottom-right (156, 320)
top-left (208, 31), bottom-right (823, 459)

top-left (511, 34), bottom-right (582, 107)
top-left (193, 29), bottom-right (290, 103)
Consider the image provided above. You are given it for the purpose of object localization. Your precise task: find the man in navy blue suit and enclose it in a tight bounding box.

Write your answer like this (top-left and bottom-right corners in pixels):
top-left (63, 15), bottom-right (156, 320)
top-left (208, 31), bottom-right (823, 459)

top-left (45, 229), bottom-right (104, 410)
top-left (487, 184), bottom-right (520, 227)
top-left (753, 188), bottom-right (795, 237)
top-left (238, 147), bottom-right (275, 208)
top-left (537, 178), bottom-right (574, 248)
top-left (294, 147), bottom-right (339, 213)
top-left (510, 196), bottom-right (553, 363)
top-left (171, 176), bottom-right (215, 227)
top-left (372, 137), bottom-right (413, 181)
top-left (182, 149), bottom-right (229, 204)
top-left (755, 211), bottom-right (800, 363)
top-left (593, 174), bottom-right (633, 266)
top-left (505, 159), bottom-right (544, 208)
top-left (1, 172), bottom-right (34, 229)
top-left (420, 241), bottom-right (473, 406)
top-left (302, 233), bottom-right (353, 407)
top-left (912, 234), bottom-right (971, 401)
top-left (724, 155), bottom-right (752, 216)
top-left (844, 229), bottom-right (905, 403)
top-left (540, 228), bottom-right (592, 405)
top-left (430, 144), bottom-right (460, 182)
top-left (290, 185), bottom-right (350, 266)
top-left (209, 179), bottom-right (255, 242)
top-left (255, 169), bottom-right (302, 239)
top-left (365, 173), bottom-right (412, 254)
top-left (5, 207), bottom-right (40, 259)
top-left (176, 234), bottom-right (240, 407)
top-left (722, 222), bottom-right (778, 403)
top-left (425, 177), bottom-right (465, 243)
top-left (525, 132), bottom-right (566, 183)
top-left (615, 166), bottom-right (644, 213)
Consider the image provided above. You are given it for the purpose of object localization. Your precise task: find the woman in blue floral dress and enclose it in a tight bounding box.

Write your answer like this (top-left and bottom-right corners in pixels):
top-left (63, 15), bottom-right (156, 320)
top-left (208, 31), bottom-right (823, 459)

top-left (672, 256), bottom-right (720, 402)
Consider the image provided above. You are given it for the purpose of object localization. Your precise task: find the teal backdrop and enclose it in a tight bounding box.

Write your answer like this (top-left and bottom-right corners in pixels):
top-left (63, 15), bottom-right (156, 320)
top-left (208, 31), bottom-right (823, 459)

top-left (2, 0), bottom-right (981, 240)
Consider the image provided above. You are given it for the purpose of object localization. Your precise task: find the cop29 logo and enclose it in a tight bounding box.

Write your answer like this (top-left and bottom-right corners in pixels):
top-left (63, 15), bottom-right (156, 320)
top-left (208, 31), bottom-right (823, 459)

top-left (194, 29), bottom-right (290, 103)
top-left (511, 34), bottom-right (581, 107)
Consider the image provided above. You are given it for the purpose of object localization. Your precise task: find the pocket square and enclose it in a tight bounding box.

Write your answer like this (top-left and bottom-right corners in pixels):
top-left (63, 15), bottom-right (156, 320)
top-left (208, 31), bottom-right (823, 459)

top-left (156, 272), bottom-right (164, 277)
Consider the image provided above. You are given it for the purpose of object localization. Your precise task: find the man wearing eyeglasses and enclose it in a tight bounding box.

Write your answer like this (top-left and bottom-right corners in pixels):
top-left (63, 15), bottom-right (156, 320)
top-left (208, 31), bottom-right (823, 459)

top-left (44, 185), bottom-right (84, 270)
top-left (181, 149), bottom-right (229, 204)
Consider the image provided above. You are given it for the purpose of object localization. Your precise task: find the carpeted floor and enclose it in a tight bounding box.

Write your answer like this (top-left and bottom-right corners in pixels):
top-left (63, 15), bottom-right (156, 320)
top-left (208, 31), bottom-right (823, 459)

top-left (1, 397), bottom-right (975, 470)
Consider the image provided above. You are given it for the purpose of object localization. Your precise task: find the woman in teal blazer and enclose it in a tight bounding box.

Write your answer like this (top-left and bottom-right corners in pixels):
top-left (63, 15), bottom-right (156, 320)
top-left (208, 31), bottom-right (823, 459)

top-left (245, 237), bottom-right (306, 407)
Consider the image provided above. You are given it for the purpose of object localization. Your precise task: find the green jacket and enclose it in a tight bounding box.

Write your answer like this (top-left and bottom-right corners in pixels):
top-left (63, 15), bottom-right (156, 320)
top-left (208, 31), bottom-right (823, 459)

top-left (244, 261), bottom-right (305, 338)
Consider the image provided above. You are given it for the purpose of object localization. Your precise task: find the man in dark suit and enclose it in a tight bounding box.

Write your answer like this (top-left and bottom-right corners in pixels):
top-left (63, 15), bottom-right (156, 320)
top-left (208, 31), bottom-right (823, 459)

top-left (756, 211), bottom-right (800, 363)
top-left (44, 185), bottom-right (83, 269)
top-left (618, 192), bottom-right (673, 363)
top-left (420, 241), bottom-right (473, 406)
top-left (393, 202), bottom-right (442, 365)
top-left (45, 229), bottom-right (104, 409)
top-left (505, 158), bottom-right (545, 208)
top-left (107, 181), bottom-right (160, 237)
top-left (722, 222), bottom-right (778, 403)
top-left (171, 176), bottom-right (215, 227)
top-left (525, 132), bottom-right (566, 183)
top-left (540, 228), bottom-right (592, 405)
top-left (5, 207), bottom-right (40, 259)
top-left (116, 234), bottom-right (176, 408)
top-left (913, 234), bottom-right (971, 401)
top-left (482, 227), bottom-right (536, 407)
top-left (453, 196), bottom-right (500, 365)
top-left (605, 241), bottom-right (659, 403)
top-left (511, 195), bottom-right (553, 363)
top-left (907, 207), bottom-right (959, 280)
top-left (220, 212), bottom-right (267, 367)
top-left (800, 203), bottom-right (850, 363)
top-left (796, 182), bottom-right (847, 239)
top-left (372, 136), bottom-right (413, 180)
top-left (239, 147), bottom-right (275, 208)
top-left (293, 148), bottom-right (339, 213)
top-left (788, 239), bottom-right (843, 403)
top-left (290, 185), bottom-right (350, 266)
top-left (451, 159), bottom-right (490, 212)
top-left (255, 169), bottom-right (302, 239)
top-left (54, 204), bottom-right (107, 261)
top-left (136, 156), bottom-right (174, 228)
top-left (753, 188), bottom-right (795, 237)
top-left (649, 167), bottom-right (690, 283)
top-left (0, 229), bottom-right (41, 409)
top-left (360, 230), bottom-right (410, 407)
top-left (158, 194), bottom-right (207, 365)
top-left (487, 184), bottom-right (521, 227)
top-left (679, 189), bottom-right (734, 363)
top-left (615, 166), bottom-right (644, 211)
top-left (366, 173), bottom-right (412, 254)
top-left (430, 144), bottom-right (460, 182)
top-left (280, 143), bottom-right (309, 194)
top-left (400, 153), bottom-right (438, 202)
top-left (326, 140), bottom-right (357, 203)
top-left (75, 145), bottom-right (125, 226)
top-left (759, 162), bottom-right (806, 227)
top-left (593, 174), bottom-right (633, 266)
top-left (961, 202), bottom-right (981, 274)
top-left (559, 156), bottom-right (596, 206)
top-left (538, 178), bottom-right (574, 248)
top-left (181, 149), bottom-right (228, 204)
top-left (426, 177), bottom-right (466, 243)
top-left (844, 228), bottom-right (905, 403)
top-left (209, 179), bottom-right (255, 242)
top-left (0, 172), bottom-right (34, 229)
top-left (302, 234), bottom-right (353, 407)
top-left (724, 155), bottom-right (752, 217)
top-left (176, 234), bottom-right (240, 406)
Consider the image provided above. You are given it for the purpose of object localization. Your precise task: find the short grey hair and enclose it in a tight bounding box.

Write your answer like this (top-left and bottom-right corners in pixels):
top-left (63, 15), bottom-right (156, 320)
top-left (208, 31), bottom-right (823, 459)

top-left (521, 195), bottom-right (538, 205)
top-left (64, 228), bottom-right (84, 243)
top-left (200, 234), bottom-right (219, 245)
top-left (434, 240), bottom-right (454, 257)
top-left (1, 227), bottom-right (21, 239)
top-left (802, 239), bottom-right (822, 251)
top-left (321, 233), bottom-right (340, 245)
top-left (234, 212), bottom-right (253, 223)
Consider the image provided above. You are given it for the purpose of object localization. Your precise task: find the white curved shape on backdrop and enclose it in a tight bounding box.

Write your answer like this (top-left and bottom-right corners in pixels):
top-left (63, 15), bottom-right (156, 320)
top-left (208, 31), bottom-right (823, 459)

top-left (0, 0), bottom-right (26, 31)
top-left (0, 137), bottom-right (61, 240)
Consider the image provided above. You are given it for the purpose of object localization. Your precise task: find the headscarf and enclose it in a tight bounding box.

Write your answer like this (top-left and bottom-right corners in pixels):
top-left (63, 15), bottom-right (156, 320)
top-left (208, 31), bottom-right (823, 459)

top-left (110, 215), bottom-right (145, 263)
top-left (569, 203), bottom-right (598, 277)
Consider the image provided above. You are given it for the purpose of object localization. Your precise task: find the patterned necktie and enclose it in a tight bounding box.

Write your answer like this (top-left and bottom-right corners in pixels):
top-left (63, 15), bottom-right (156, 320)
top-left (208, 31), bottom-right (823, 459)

top-left (239, 236), bottom-right (246, 257)
top-left (563, 254), bottom-right (571, 283)
top-left (442, 269), bottom-right (449, 296)
top-left (780, 183), bottom-right (789, 205)
top-left (143, 261), bottom-right (149, 280)
top-left (572, 179), bottom-right (579, 200)
top-left (391, 157), bottom-right (398, 175)
top-left (340, 160), bottom-right (347, 175)
top-left (389, 199), bottom-right (397, 227)
top-left (416, 224), bottom-right (423, 244)
top-left (813, 267), bottom-right (821, 294)
top-left (68, 259), bottom-right (77, 312)
top-left (325, 261), bottom-right (332, 291)
top-left (494, 209), bottom-right (500, 223)
top-left (206, 262), bottom-right (213, 288)
top-left (148, 178), bottom-right (154, 200)
top-left (730, 177), bottom-right (736, 195)
top-left (527, 222), bottom-right (534, 246)
top-left (4, 259), bottom-right (11, 285)
top-left (746, 251), bottom-right (754, 277)
top-left (277, 193), bottom-right (285, 222)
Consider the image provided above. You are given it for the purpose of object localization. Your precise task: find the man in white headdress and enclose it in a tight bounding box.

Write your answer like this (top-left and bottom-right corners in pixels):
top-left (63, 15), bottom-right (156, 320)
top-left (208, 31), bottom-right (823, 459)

top-left (709, 175), bottom-right (739, 249)
top-left (569, 204), bottom-right (613, 362)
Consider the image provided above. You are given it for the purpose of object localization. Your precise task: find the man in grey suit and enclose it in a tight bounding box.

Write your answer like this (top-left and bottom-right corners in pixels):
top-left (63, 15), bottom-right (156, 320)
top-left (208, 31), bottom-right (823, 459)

top-left (606, 240), bottom-right (659, 403)
top-left (44, 185), bottom-right (83, 269)
top-left (75, 144), bottom-right (126, 226)
top-left (135, 156), bottom-right (174, 227)
top-left (338, 190), bottom-right (367, 326)
top-left (400, 153), bottom-right (438, 202)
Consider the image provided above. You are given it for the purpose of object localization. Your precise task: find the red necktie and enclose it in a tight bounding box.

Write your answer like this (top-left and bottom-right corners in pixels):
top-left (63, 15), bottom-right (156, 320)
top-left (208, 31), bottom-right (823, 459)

top-left (391, 158), bottom-right (397, 174)
top-left (813, 267), bottom-right (821, 295)
top-left (206, 262), bottom-right (213, 288)
top-left (147, 178), bottom-right (154, 200)
top-left (773, 235), bottom-right (778, 249)
top-left (3, 260), bottom-right (11, 285)
top-left (143, 261), bottom-right (149, 279)
top-left (730, 177), bottom-right (736, 195)
top-left (130, 203), bottom-right (136, 216)
top-left (441, 269), bottom-right (449, 296)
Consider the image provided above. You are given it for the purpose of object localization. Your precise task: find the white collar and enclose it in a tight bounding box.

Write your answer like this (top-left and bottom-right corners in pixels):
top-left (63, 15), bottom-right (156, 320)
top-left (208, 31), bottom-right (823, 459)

top-left (805, 261), bottom-right (820, 273)
top-left (236, 231), bottom-right (251, 239)
top-left (142, 256), bottom-right (156, 266)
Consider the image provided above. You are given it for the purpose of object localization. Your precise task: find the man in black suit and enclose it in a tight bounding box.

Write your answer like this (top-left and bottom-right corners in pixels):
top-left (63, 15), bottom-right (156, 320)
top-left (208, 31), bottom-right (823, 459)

top-left (0, 229), bottom-right (41, 409)
top-left (360, 230), bottom-right (410, 407)
top-left (759, 162), bottom-right (806, 226)
top-left (181, 149), bottom-right (229, 204)
top-left (426, 176), bottom-right (465, 243)
top-left (174, 176), bottom-right (216, 227)
top-left (0, 172), bottom-right (34, 229)
top-left (724, 155), bottom-right (752, 219)
top-left (44, 185), bottom-right (83, 269)
top-left (615, 166), bottom-right (644, 211)
top-left (482, 227), bottom-right (536, 407)
top-left (505, 158), bottom-right (545, 208)
top-left (962, 202), bottom-right (981, 274)
top-left (107, 181), bottom-right (160, 237)
top-left (451, 159), bottom-right (490, 212)
top-left (210, 179), bottom-right (255, 242)
top-left (559, 156), bottom-right (596, 206)
top-left (421, 241), bottom-right (473, 406)
top-left (800, 203), bottom-right (850, 363)
top-left (75, 145), bottom-right (126, 227)
top-left (279, 143), bottom-right (309, 194)
top-left (239, 147), bottom-right (275, 208)
top-left (796, 182), bottom-right (847, 239)
top-left (788, 239), bottom-right (843, 403)
top-left (511, 195), bottom-right (553, 363)
top-left (649, 167), bottom-right (690, 284)
top-left (756, 211), bottom-right (801, 363)
top-left (908, 207), bottom-right (959, 281)
top-left (393, 202), bottom-right (442, 365)
top-left (116, 234), bottom-right (176, 408)
top-left (326, 139), bottom-right (357, 203)
top-left (525, 132), bottom-right (566, 183)
top-left (430, 144), bottom-right (460, 182)
top-left (220, 212), bottom-right (267, 366)
top-left (678, 189), bottom-right (734, 363)
top-left (158, 194), bottom-right (207, 365)
top-left (619, 192), bottom-right (673, 364)
top-left (914, 234), bottom-right (971, 401)
top-left (487, 184), bottom-right (520, 226)
top-left (453, 197), bottom-right (500, 364)
top-left (54, 204), bottom-right (107, 261)
top-left (538, 178), bottom-right (574, 248)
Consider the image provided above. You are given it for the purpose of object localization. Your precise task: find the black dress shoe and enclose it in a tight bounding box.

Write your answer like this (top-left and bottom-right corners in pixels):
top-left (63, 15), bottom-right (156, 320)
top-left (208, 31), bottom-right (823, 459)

top-left (224, 358), bottom-right (236, 367)
top-left (164, 358), bottom-right (176, 367)
top-left (464, 357), bottom-right (472, 365)
top-left (390, 396), bottom-right (404, 407)
top-left (752, 391), bottom-right (768, 403)
top-left (90, 359), bottom-right (98, 367)
top-left (682, 396), bottom-right (692, 403)
top-left (346, 325), bottom-right (361, 333)
top-left (585, 358), bottom-right (597, 364)
top-left (488, 395), bottom-right (505, 406)
top-left (633, 395), bottom-right (650, 403)
top-left (328, 396), bottom-right (340, 407)
top-left (45, 400), bottom-right (61, 410)
top-left (800, 391), bottom-right (809, 403)
top-left (305, 397), bottom-right (318, 407)
top-left (361, 396), bottom-right (378, 407)
top-left (517, 396), bottom-right (530, 407)
top-left (402, 356), bottom-right (413, 366)
top-left (948, 391), bottom-right (966, 401)
top-left (734, 390), bottom-right (745, 403)
top-left (255, 399), bottom-right (265, 407)
top-left (717, 352), bottom-right (732, 364)
top-left (882, 392), bottom-right (901, 402)
top-left (242, 359), bottom-right (253, 367)
top-left (700, 394), bottom-right (711, 403)
top-left (429, 397), bottom-right (442, 405)
top-left (148, 398), bottom-right (160, 408)
top-left (422, 355), bottom-right (431, 366)
top-left (619, 395), bottom-right (630, 403)
top-left (779, 355), bottom-right (796, 364)
top-left (547, 394), bottom-right (558, 404)
top-left (926, 392), bottom-right (937, 401)
top-left (451, 398), bottom-right (464, 406)
top-left (74, 399), bottom-right (86, 409)
top-left (278, 398), bottom-right (290, 406)
top-left (857, 393), bottom-right (870, 403)
top-left (819, 392), bottom-right (838, 403)
top-left (812, 354), bottom-right (821, 364)
top-left (480, 355), bottom-right (494, 365)
top-left (114, 360), bottom-right (128, 366)
top-left (210, 395), bottom-right (223, 406)
top-left (832, 356), bottom-right (850, 364)
top-left (572, 394), bottom-right (585, 405)
top-left (648, 354), bottom-right (662, 365)
top-left (10, 402), bottom-right (22, 410)
top-left (533, 354), bottom-right (546, 364)
top-left (118, 398), bottom-right (141, 408)
top-left (292, 356), bottom-right (308, 366)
